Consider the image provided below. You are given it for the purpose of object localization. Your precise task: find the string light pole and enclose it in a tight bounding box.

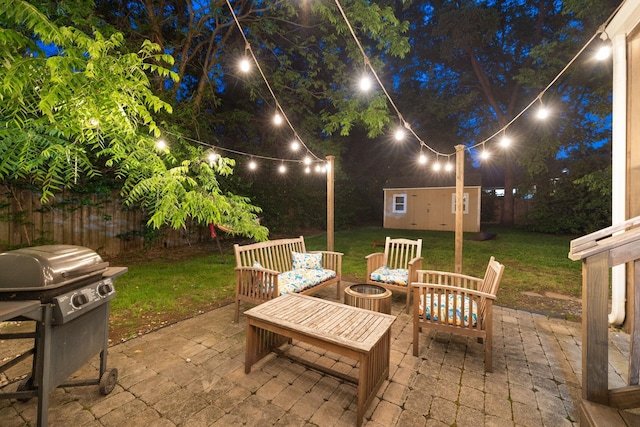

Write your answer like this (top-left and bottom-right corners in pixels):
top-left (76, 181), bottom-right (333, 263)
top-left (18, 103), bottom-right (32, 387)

top-left (326, 156), bottom-right (335, 251)
top-left (455, 144), bottom-right (465, 274)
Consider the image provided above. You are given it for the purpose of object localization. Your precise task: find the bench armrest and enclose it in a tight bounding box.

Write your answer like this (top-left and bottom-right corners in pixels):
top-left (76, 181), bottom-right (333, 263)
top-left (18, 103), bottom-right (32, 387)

top-left (309, 251), bottom-right (343, 275)
top-left (235, 266), bottom-right (280, 298)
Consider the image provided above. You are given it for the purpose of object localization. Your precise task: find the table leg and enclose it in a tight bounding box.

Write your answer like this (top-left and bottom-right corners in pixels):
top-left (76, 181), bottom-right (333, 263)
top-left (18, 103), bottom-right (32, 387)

top-left (245, 322), bottom-right (257, 374)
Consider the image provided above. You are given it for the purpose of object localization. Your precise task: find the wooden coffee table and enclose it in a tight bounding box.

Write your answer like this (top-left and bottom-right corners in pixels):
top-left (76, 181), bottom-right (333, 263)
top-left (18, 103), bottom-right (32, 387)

top-left (244, 293), bottom-right (396, 426)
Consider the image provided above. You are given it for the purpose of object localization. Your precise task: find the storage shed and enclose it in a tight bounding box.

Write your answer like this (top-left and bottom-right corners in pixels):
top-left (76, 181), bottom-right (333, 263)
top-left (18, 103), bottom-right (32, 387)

top-left (383, 172), bottom-right (481, 232)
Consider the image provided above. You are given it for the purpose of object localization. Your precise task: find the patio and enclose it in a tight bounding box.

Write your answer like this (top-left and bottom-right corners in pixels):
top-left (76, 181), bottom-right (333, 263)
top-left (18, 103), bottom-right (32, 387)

top-left (0, 284), bottom-right (633, 426)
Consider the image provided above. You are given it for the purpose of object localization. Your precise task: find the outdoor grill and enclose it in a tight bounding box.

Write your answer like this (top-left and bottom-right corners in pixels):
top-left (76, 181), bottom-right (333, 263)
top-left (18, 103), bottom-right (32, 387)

top-left (0, 244), bottom-right (127, 426)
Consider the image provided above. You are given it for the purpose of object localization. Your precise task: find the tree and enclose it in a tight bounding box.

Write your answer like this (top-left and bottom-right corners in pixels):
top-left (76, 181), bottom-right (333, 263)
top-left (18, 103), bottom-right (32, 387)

top-left (0, 0), bottom-right (268, 241)
top-left (88, 0), bottom-right (411, 231)
top-left (392, 0), bottom-right (616, 226)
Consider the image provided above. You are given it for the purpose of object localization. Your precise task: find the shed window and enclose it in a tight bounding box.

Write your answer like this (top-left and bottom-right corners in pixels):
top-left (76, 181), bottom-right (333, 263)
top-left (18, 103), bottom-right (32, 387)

top-left (451, 193), bottom-right (469, 214)
top-left (392, 194), bottom-right (407, 213)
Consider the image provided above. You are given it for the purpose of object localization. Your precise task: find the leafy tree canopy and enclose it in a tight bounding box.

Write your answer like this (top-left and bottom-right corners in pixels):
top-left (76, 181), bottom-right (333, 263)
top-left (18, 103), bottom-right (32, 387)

top-left (0, 0), bottom-right (268, 240)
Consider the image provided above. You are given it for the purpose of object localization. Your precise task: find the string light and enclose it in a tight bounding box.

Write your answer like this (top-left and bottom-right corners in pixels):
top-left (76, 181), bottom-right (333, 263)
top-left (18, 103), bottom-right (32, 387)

top-left (359, 75), bottom-right (373, 91)
top-left (248, 160), bottom-right (257, 170)
top-left (239, 57), bottom-right (251, 73)
top-left (499, 134), bottom-right (511, 148)
top-left (273, 112), bottom-right (283, 125)
top-left (394, 128), bottom-right (405, 141)
top-left (156, 139), bottom-right (167, 150)
top-left (480, 145), bottom-right (490, 160)
top-left (290, 139), bottom-right (300, 151)
top-left (536, 101), bottom-right (550, 120)
top-left (208, 152), bottom-right (219, 164)
top-left (444, 162), bottom-right (453, 172)
top-left (433, 161), bottom-right (441, 172)
top-left (305, 166), bottom-right (311, 174)
top-left (418, 152), bottom-right (428, 165)
top-left (278, 163), bottom-right (286, 174)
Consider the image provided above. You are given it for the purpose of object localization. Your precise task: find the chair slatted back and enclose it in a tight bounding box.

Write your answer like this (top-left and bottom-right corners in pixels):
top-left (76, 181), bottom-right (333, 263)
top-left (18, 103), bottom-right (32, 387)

top-left (384, 237), bottom-right (422, 270)
top-left (234, 236), bottom-right (306, 272)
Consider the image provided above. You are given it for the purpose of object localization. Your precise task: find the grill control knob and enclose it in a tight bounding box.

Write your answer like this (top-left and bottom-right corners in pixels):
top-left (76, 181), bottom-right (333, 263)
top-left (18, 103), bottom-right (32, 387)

top-left (97, 282), bottom-right (113, 297)
top-left (71, 293), bottom-right (89, 308)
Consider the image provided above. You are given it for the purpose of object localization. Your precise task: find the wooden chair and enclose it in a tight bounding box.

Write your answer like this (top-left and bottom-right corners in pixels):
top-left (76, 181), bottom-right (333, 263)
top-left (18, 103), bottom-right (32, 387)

top-left (411, 256), bottom-right (505, 372)
top-left (365, 236), bottom-right (423, 313)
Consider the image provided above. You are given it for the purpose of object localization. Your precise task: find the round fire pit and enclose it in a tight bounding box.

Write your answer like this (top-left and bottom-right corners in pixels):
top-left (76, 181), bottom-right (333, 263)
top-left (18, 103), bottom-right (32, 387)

top-left (344, 284), bottom-right (392, 314)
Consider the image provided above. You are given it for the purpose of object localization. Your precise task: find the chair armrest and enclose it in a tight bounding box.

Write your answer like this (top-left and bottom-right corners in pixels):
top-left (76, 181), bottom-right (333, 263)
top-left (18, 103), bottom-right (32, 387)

top-left (407, 256), bottom-right (423, 282)
top-left (365, 252), bottom-right (385, 275)
top-left (309, 251), bottom-right (343, 276)
top-left (415, 269), bottom-right (483, 291)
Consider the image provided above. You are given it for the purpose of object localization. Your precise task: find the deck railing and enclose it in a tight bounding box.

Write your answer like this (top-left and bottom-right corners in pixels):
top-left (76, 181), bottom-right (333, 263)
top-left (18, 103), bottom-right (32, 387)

top-left (569, 215), bottom-right (640, 425)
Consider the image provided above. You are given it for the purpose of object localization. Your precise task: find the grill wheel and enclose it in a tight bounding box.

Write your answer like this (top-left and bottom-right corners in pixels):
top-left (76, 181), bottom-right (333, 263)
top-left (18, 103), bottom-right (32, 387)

top-left (99, 368), bottom-right (118, 395)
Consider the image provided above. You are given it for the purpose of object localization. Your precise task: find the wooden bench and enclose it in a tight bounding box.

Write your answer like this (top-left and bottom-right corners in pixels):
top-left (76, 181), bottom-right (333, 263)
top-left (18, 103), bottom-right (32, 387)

top-left (233, 236), bottom-right (342, 322)
top-left (244, 294), bottom-right (396, 427)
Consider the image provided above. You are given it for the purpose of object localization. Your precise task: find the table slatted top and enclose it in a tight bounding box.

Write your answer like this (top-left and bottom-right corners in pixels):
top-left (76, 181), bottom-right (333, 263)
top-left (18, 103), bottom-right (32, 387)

top-left (245, 294), bottom-right (396, 352)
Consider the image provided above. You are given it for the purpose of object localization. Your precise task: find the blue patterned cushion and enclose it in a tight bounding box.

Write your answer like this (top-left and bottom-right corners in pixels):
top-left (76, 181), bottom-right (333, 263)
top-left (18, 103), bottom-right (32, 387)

top-left (419, 293), bottom-right (478, 327)
top-left (370, 266), bottom-right (408, 286)
top-left (278, 269), bottom-right (336, 295)
top-left (292, 252), bottom-right (322, 270)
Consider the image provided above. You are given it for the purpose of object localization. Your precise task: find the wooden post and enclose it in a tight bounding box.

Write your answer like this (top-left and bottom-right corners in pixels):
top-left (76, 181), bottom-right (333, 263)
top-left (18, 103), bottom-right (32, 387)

top-left (455, 145), bottom-right (465, 274)
top-left (326, 155), bottom-right (335, 252)
top-left (582, 251), bottom-right (610, 404)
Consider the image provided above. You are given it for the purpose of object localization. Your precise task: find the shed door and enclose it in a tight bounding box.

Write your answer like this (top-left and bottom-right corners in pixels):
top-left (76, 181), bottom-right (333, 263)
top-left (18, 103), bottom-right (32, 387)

top-left (407, 193), bottom-right (420, 229)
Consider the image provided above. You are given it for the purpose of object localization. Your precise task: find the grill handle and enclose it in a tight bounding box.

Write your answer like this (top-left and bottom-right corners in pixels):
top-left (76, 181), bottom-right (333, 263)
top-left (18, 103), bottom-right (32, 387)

top-left (61, 262), bottom-right (109, 279)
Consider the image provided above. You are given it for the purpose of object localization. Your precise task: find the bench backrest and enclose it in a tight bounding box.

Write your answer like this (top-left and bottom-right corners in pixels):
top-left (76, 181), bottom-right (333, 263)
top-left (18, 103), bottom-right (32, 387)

top-left (383, 236), bottom-right (422, 270)
top-left (234, 236), bottom-right (306, 272)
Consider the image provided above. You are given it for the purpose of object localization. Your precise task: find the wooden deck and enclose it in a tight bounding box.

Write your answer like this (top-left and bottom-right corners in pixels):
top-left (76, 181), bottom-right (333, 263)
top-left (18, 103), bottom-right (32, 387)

top-left (244, 294), bottom-right (396, 427)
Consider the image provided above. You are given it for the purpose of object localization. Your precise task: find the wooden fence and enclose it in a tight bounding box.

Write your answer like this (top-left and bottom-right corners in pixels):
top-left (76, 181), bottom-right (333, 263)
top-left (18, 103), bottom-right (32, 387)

top-left (0, 187), bottom-right (210, 255)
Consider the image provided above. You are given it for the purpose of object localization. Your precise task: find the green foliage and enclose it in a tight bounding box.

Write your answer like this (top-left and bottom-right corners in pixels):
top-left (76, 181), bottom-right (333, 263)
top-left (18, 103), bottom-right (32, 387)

top-left (0, 0), bottom-right (268, 241)
top-left (525, 147), bottom-right (612, 235)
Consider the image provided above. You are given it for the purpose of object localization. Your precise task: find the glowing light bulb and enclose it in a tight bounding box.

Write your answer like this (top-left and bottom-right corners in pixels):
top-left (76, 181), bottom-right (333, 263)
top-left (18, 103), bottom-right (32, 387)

top-left (500, 136), bottom-right (511, 148)
top-left (537, 106), bottom-right (549, 120)
top-left (480, 150), bottom-right (490, 160)
top-left (208, 152), bottom-right (218, 164)
top-left (290, 140), bottom-right (300, 151)
top-left (248, 160), bottom-right (257, 170)
top-left (433, 162), bottom-right (441, 172)
top-left (418, 153), bottom-right (427, 164)
top-left (304, 166), bottom-right (311, 174)
top-left (156, 139), bottom-right (167, 150)
top-left (359, 75), bottom-right (372, 91)
top-left (273, 113), bottom-right (283, 125)
top-left (596, 45), bottom-right (611, 61)
top-left (394, 128), bottom-right (405, 141)
top-left (303, 157), bottom-right (312, 165)
top-left (445, 163), bottom-right (453, 172)
top-left (278, 164), bottom-right (286, 174)
top-left (314, 165), bottom-right (321, 172)
top-left (239, 57), bottom-right (251, 72)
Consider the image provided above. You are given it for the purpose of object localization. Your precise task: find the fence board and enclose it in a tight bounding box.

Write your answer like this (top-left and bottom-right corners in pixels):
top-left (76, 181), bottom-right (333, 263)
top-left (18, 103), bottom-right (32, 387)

top-left (0, 187), bottom-right (209, 255)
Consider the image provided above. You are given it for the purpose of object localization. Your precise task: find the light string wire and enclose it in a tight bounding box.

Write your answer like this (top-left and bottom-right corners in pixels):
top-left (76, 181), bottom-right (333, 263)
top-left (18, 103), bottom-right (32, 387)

top-left (224, 0), bottom-right (322, 161)
top-left (334, 0), bottom-right (625, 158)
top-left (163, 129), bottom-right (316, 164)
top-left (162, 0), bottom-right (624, 170)
top-left (333, 0), bottom-right (447, 158)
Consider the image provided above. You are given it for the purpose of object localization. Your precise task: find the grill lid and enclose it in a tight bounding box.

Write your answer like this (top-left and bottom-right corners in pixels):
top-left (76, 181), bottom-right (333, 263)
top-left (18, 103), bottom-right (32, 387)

top-left (0, 245), bottom-right (109, 291)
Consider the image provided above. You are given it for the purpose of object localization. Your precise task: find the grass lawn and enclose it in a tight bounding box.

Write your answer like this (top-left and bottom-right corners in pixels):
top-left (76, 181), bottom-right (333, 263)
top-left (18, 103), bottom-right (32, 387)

top-left (106, 225), bottom-right (583, 342)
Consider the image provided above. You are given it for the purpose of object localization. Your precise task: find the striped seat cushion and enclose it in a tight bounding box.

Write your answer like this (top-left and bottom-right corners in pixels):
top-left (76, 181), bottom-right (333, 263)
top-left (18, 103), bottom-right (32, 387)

top-left (419, 293), bottom-right (478, 327)
top-left (369, 266), bottom-right (408, 286)
top-left (278, 269), bottom-right (336, 295)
